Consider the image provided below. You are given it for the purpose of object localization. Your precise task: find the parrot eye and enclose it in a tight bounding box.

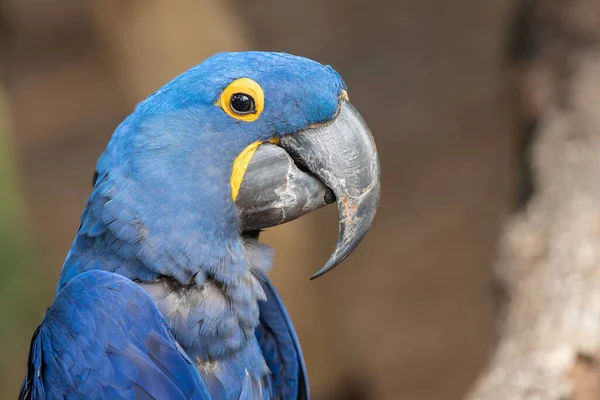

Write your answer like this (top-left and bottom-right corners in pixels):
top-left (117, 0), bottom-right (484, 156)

top-left (217, 78), bottom-right (264, 122)
top-left (230, 93), bottom-right (256, 115)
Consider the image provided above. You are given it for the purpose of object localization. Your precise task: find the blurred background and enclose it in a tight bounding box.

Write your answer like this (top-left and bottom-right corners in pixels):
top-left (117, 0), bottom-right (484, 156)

top-left (0, 0), bottom-right (520, 399)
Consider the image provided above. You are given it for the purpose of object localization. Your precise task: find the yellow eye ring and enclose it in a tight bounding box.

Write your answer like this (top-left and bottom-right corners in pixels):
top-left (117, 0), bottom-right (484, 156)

top-left (217, 78), bottom-right (264, 122)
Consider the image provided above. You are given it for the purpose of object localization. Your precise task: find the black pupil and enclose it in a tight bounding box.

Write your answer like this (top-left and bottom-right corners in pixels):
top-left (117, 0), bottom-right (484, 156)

top-left (230, 93), bottom-right (255, 115)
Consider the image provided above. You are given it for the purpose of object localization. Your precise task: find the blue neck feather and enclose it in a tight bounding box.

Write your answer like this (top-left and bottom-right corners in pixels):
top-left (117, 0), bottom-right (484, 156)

top-left (58, 108), bottom-right (267, 361)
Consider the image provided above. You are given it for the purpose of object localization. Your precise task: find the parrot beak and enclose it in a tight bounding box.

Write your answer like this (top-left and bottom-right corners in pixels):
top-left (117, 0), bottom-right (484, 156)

top-left (235, 100), bottom-right (381, 279)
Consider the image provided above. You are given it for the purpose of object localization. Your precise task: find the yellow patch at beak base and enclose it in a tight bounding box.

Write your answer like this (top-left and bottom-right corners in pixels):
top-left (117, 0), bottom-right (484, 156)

top-left (230, 138), bottom-right (279, 201)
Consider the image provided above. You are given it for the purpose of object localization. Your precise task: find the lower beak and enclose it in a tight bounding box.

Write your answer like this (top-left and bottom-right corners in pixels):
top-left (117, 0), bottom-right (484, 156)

top-left (236, 143), bottom-right (336, 231)
top-left (235, 100), bottom-right (380, 279)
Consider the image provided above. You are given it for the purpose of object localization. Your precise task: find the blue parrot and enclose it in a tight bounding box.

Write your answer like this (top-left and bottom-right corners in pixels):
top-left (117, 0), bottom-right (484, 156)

top-left (20, 52), bottom-right (380, 399)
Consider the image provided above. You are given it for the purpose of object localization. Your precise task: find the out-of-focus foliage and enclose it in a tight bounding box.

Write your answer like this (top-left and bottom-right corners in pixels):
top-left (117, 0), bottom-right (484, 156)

top-left (0, 91), bottom-right (43, 394)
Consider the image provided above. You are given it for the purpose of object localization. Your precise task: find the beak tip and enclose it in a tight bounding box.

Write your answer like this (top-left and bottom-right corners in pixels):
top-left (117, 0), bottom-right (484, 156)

top-left (309, 262), bottom-right (337, 280)
top-left (309, 245), bottom-right (351, 280)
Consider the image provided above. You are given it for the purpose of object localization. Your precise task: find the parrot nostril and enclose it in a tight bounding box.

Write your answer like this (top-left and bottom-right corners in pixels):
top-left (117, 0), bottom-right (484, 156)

top-left (324, 187), bottom-right (336, 204)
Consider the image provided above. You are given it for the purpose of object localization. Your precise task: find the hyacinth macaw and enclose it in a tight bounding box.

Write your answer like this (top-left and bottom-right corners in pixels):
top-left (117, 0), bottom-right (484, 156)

top-left (20, 52), bottom-right (380, 399)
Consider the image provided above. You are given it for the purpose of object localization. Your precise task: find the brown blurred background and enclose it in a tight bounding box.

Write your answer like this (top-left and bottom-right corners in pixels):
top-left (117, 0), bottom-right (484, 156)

top-left (0, 0), bottom-right (519, 399)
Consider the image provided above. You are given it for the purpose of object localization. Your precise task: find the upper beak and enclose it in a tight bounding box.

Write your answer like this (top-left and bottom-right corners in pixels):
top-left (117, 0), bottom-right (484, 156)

top-left (235, 100), bottom-right (381, 279)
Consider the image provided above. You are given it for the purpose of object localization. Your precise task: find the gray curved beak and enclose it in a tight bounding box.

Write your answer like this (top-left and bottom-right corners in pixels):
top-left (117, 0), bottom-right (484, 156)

top-left (235, 100), bottom-right (380, 279)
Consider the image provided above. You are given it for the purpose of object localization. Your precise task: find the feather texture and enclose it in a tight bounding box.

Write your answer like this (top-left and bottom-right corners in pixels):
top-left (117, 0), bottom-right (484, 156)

top-left (256, 273), bottom-right (309, 400)
top-left (20, 270), bottom-right (210, 400)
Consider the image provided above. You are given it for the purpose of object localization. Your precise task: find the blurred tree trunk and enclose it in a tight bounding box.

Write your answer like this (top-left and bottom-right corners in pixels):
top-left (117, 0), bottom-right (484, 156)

top-left (467, 0), bottom-right (600, 398)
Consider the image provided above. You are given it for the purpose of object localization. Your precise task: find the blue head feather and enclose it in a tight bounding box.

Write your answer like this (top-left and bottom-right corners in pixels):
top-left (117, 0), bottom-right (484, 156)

top-left (60, 51), bottom-right (346, 290)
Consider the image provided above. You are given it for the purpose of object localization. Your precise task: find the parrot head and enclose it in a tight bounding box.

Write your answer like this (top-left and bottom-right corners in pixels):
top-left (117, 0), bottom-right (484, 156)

top-left (90, 52), bottom-right (379, 283)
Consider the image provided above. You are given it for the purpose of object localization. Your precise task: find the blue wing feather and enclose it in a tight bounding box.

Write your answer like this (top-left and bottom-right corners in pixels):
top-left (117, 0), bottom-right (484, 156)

top-left (20, 270), bottom-right (210, 400)
top-left (255, 274), bottom-right (309, 400)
